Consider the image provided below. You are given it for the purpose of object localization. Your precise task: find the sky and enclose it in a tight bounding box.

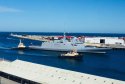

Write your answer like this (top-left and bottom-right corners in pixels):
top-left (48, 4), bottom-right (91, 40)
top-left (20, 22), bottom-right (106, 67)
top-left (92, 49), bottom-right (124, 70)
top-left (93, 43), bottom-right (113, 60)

top-left (0, 0), bottom-right (125, 33)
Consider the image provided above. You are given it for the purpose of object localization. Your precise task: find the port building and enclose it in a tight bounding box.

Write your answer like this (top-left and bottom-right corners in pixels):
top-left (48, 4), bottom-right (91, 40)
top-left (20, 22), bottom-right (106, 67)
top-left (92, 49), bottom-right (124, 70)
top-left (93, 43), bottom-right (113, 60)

top-left (85, 37), bottom-right (125, 45)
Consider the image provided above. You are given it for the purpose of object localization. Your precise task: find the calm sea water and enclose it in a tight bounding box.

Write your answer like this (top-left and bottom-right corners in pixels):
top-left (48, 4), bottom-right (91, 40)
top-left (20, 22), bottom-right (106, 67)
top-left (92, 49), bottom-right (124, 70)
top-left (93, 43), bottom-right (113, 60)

top-left (0, 32), bottom-right (125, 81)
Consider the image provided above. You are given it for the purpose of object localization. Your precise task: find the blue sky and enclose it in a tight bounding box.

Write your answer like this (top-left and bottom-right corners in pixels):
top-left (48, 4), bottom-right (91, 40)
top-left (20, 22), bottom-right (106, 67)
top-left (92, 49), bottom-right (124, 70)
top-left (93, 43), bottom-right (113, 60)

top-left (0, 0), bottom-right (125, 33)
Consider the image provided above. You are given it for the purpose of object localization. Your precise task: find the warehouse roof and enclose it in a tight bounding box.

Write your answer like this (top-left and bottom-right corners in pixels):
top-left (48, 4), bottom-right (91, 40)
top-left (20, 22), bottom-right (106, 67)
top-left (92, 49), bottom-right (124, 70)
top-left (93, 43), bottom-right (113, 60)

top-left (0, 60), bottom-right (125, 84)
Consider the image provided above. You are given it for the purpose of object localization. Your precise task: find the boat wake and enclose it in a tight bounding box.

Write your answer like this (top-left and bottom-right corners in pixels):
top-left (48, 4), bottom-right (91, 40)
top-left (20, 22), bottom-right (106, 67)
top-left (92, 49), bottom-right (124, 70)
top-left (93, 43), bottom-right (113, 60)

top-left (6, 37), bottom-right (17, 40)
top-left (17, 51), bottom-right (55, 57)
top-left (0, 46), bottom-right (11, 50)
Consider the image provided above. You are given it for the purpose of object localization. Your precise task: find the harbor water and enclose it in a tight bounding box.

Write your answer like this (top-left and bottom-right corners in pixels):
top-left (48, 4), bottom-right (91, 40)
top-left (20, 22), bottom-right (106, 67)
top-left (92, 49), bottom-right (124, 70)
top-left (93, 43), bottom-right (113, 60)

top-left (0, 32), bottom-right (125, 81)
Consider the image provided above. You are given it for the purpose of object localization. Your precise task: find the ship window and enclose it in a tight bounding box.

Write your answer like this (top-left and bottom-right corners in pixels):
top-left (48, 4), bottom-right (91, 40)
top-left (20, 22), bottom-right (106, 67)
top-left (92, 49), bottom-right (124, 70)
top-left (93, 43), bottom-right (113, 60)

top-left (100, 39), bottom-right (105, 44)
top-left (71, 44), bottom-right (77, 46)
top-left (76, 43), bottom-right (83, 44)
top-left (115, 42), bottom-right (122, 44)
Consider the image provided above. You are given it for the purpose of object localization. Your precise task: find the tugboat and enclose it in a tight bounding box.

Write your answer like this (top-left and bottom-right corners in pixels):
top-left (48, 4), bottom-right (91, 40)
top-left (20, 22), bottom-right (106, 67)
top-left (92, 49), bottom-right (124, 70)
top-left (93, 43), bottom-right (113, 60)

top-left (60, 49), bottom-right (81, 58)
top-left (18, 39), bottom-right (26, 49)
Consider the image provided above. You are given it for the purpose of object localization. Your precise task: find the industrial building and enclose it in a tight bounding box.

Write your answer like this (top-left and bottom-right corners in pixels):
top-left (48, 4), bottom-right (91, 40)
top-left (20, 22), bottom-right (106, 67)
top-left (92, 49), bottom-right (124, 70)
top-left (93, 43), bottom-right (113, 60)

top-left (85, 37), bottom-right (125, 45)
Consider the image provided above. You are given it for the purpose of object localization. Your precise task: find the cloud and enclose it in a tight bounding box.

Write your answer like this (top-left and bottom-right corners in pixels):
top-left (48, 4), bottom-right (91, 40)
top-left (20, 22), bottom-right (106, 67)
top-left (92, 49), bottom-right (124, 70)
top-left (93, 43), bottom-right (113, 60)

top-left (0, 6), bottom-right (23, 13)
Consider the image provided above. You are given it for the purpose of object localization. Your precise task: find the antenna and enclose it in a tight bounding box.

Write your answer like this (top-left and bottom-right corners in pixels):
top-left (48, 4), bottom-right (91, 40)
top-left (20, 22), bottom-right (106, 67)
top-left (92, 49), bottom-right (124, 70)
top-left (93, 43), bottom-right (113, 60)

top-left (64, 32), bottom-right (66, 38)
top-left (19, 39), bottom-right (22, 43)
top-left (63, 32), bottom-right (66, 42)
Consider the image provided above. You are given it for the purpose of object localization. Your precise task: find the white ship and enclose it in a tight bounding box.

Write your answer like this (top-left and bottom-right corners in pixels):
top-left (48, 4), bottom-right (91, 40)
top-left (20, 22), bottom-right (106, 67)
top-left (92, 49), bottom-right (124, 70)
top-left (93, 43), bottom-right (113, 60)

top-left (29, 34), bottom-right (111, 52)
top-left (18, 39), bottom-right (26, 49)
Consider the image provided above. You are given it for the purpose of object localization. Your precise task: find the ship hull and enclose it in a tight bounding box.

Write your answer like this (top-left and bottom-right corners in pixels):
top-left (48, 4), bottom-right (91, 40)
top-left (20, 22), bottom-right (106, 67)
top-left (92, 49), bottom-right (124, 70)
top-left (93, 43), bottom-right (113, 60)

top-left (29, 45), bottom-right (111, 53)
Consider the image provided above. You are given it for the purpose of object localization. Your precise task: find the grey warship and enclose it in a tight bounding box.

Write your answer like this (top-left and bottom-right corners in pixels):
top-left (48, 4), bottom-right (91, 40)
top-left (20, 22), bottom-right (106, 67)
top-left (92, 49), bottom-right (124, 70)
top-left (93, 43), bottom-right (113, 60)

top-left (29, 34), bottom-right (111, 52)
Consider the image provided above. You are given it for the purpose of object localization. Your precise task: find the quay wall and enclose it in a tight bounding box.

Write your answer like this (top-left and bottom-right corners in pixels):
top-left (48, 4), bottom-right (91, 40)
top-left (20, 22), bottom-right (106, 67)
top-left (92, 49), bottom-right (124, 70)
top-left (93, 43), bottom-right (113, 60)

top-left (0, 76), bottom-right (19, 84)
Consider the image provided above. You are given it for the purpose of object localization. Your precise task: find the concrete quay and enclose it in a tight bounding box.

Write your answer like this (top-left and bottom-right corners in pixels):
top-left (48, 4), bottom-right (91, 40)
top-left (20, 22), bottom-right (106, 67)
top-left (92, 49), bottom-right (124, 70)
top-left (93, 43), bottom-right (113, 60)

top-left (0, 60), bottom-right (125, 84)
top-left (10, 33), bottom-right (52, 41)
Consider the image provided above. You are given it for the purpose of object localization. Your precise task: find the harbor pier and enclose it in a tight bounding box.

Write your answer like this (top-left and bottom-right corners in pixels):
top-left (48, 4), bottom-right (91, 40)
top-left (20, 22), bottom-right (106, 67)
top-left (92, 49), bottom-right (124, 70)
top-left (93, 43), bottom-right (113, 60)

top-left (0, 60), bottom-right (125, 84)
top-left (10, 33), bottom-right (125, 49)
